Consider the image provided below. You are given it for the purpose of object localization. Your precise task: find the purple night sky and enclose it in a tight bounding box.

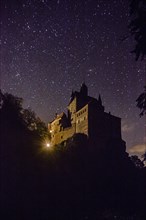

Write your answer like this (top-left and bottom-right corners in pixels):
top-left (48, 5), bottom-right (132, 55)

top-left (1, 0), bottom-right (146, 156)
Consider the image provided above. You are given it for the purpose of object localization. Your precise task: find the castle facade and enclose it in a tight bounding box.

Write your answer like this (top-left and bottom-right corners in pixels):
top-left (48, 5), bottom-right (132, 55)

top-left (48, 83), bottom-right (122, 147)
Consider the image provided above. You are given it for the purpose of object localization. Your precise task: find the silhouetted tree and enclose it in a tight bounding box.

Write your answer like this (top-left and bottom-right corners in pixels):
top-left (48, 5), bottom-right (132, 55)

top-left (22, 108), bottom-right (49, 138)
top-left (64, 133), bottom-right (88, 153)
top-left (0, 89), bottom-right (23, 126)
top-left (128, 1), bottom-right (146, 116)
top-left (129, 0), bottom-right (146, 60)
top-left (136, 85), bottom-right (146, 117)
top-left (142, 151), bottom-right (146, 162)
top-left (130, 155), bottom-right (144, 168)
top-left (0, 90), bottom-right (49, 138)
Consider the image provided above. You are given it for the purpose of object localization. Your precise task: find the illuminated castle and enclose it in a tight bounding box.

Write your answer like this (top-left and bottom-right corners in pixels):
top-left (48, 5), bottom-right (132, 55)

top-left (48, 83), bottom-right (122, 147)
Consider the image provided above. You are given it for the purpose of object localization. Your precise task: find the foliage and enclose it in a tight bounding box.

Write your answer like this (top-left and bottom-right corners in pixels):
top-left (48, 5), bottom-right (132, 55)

top-left (0, 90), bottom-right (49, 138)
top-left (22, 108), bottom-right (49, 138)
top-left (62, 133), bottom-right (88, 152)
top-left (130, 155), bottom-right (144, 168)
top-left (128, 2), bottom-right (146, 116)
top-left (141, 151), bottom-right (146, 162)
top-left (129, 0), bottom-right (146, 60)
top-left (136, 85), bottom-right (146, 116)
top-left (0, 89), bottom-right (23, 125)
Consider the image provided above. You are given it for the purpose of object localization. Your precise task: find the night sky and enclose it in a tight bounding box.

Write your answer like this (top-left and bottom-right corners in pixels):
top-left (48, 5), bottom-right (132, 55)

top-left (1, 0), bottom-right (145, 156)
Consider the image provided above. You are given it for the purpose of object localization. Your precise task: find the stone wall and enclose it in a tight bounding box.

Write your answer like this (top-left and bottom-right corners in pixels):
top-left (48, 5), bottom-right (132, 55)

top-left (67, 97), bottom-right (77, 125)
top-left (51, 124), bottom-right (75, 145)
top-left (88, 102), bottom-right (121, 148)
top-left (76, 104), bottom-right (88, 136)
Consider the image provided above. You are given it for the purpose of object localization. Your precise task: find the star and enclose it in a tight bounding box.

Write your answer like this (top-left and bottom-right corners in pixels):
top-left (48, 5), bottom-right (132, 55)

top-left (0, 0), bottom-right (145, 155)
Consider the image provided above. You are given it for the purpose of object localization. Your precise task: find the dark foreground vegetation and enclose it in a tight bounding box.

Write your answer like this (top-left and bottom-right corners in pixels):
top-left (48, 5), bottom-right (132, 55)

top-left (1, 91), bottom-right (146, 220)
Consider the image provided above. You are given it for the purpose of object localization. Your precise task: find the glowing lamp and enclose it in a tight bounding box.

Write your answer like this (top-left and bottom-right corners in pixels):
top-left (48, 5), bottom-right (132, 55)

top-left (46, 143), bottom-right (51, 148)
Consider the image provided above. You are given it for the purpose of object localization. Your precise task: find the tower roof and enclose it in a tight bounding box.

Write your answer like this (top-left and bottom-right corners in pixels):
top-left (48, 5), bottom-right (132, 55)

top-left (98, 94), bottom-right (102, 105)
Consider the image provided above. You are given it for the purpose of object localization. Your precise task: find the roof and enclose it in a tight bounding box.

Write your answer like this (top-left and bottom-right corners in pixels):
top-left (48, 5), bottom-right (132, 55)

top-left (68, 91), bottom-right (98, 106)
top-left (69, 91), bottom-right (80, 104)
top-left (50, 112), bottom-right (66, 123)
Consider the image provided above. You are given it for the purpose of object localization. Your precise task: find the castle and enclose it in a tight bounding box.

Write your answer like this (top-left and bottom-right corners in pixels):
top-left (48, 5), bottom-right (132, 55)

top-left (48, 83), bottom-right (122, 147)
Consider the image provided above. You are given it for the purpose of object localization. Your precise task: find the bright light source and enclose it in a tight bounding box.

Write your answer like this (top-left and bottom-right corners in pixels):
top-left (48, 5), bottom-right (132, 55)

top-left (50, 130), bottom-right (52, 133)
top-left (46, 143), bottom-right (51, 148)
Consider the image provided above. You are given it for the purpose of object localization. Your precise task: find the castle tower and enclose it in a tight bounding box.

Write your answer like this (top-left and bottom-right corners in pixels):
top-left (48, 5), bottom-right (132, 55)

top-left (80, 83), bottom-right (88, 97)
top-left (97, 94), bottom-right (105, 112)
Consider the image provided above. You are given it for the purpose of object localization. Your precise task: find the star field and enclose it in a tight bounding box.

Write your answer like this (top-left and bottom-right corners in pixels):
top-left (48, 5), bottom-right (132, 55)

top-left (1, 0), bottom-right (145, 155)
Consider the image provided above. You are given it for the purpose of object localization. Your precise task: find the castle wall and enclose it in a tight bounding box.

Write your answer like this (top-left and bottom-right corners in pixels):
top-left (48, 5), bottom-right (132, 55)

top-left (104, 113), bottom-right (121, 139)
top-left (49, 85), bottom-right (122, 147)
top-left (67, 97), bottom-right (77, 125)
top-left (51, 124), bottom-right (76, 145)
top-left (76, 104), bottom-right (88, 136)
top-left (88, 103), bottom-right (121, 147)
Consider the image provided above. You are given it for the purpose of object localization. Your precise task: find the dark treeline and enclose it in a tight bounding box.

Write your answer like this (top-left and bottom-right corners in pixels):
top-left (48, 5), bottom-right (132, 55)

top-left (129, 0), bottom-right (146, 61)
top-left (1, 91), bottom-right (146, 220)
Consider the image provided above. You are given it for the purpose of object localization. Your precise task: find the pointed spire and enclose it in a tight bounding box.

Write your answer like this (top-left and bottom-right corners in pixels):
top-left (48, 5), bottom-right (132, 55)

top-left (71, 90), bottom-right (74, 97)
top-left (69, 90), bottom-right (75, 104)
top-left (97, 94), bottom-right (105, 112)
top-left (98, 94), bottom-right (102, 105)
top-left (81, 82), bottom-right (86, 88)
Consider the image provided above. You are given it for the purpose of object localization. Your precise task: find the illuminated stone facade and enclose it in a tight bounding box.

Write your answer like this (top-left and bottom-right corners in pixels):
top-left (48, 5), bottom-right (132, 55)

top-left (48, 83), bottom-right (122, 146)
